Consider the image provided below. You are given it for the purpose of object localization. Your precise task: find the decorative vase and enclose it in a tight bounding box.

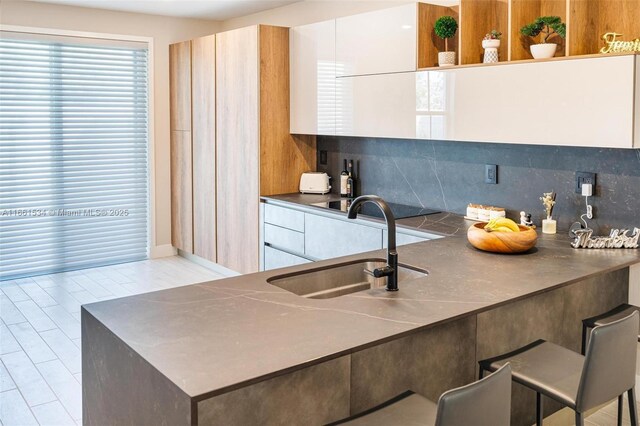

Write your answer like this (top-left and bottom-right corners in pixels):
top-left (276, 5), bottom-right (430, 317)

top-left (438, 51), bottom-right (456, 67)
top-left (482, 39), bottom-right (500, 63)
top-left (530, 43), bottom-right (557, 59)
top-left (542, 217), bottom-right (557, 234)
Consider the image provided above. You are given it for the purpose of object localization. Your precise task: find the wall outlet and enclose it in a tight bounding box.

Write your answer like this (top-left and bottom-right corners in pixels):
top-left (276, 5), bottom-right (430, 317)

top-left (319, 150), bottom-right (327, 165)
top-left (485, 164), bottom-right (497, 184)
top-left (575, 171), bottom-right (596, 194)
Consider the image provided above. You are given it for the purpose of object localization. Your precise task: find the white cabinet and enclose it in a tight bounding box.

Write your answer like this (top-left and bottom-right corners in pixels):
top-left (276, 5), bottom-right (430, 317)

top-left (304, 213), bottom-right (383, 260)
top-left (436, 54), bottom-right (638, 148)
top-left (336, 72), bottom-right (416, 139)
top-left (335, 4), bottom-right (417, 77)
top-left (333, 55), bottom-right (639, 148)
top-left (290, 20), bottom-right (336, 135)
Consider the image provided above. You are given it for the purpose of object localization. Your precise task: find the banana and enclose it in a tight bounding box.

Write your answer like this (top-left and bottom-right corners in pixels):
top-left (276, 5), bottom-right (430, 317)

top-left (484, 217), bottom-right (520, 232)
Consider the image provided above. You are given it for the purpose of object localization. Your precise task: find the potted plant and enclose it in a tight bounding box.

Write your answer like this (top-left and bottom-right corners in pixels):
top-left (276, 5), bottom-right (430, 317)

top-left (482, 30), bottom-right (502, 63)
top-left (434, 15), bottom-right (458, 67)
top-left (520, 16), bottom-right (566, 59)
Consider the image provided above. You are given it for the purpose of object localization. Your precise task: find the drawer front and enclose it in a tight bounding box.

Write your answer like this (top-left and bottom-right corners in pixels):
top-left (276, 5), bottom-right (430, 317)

top-left (264, 203), bottom-right (305, 232)
top-left (383, 230), bottom-right (430, 248)
top-left (304, 213), bottom-right (382, 260)
top-left (264, 246), bottom-right (311, 271)
top-left (264, 223), bottom-right (304, 254)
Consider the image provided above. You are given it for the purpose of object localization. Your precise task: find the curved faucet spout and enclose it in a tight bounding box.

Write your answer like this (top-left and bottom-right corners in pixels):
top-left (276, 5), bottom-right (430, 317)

top-left (347, 195), bottom-right (398, 291)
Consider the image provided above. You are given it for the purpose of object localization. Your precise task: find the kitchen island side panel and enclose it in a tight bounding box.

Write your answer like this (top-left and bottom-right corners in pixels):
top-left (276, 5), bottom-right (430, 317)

top-left (197, 355), bottom-right (350, 425)
top-left (476, 267), bottom-right (629, 426)
top-left (82, 308), bottom-right (193, 426)
top-left (350, 315), bottom-right (477, 415)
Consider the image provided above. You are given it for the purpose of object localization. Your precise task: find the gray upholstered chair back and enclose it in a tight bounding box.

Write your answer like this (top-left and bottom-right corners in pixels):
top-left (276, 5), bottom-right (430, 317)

top-left (435, 363), bottom-right (511, 426)
top-left (576, 310), bottom-right (639, 412)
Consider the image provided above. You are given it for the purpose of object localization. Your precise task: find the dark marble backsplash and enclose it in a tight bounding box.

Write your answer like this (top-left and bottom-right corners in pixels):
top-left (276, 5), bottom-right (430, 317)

top-left (317, 136), bottom-right (640, 234)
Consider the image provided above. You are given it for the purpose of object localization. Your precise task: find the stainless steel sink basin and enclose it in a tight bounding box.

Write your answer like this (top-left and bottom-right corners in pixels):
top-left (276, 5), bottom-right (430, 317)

top-left (266, 259), bottom-right (428, 299)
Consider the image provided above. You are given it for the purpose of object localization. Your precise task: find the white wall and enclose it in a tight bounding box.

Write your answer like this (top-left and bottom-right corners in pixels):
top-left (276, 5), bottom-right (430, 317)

top-left (220, 0), bottom-right (415, 30)
top-left (0, 0), bottom-right (221, 256)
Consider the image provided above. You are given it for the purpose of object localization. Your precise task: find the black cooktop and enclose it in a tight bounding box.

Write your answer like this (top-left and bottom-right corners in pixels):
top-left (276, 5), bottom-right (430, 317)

top-left (326, 200), bottom-right (440, 220)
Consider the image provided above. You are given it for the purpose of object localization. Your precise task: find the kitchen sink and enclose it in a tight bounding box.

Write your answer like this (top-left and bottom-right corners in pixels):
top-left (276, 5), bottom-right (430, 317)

top-left (266, 259), bottom-right (428, 299)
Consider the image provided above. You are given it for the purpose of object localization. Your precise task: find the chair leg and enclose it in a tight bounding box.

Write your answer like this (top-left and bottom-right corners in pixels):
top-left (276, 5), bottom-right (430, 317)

top-left (575, 411), bottom-right (584, 426)
top-left (618, 394), bottom-right (624, 426)
top-left (581, 324), bottom-right (588, 355)
top-left (629, 388), bottom-right (638, 426)
top-left (537, 392), bottom-right (543, 426)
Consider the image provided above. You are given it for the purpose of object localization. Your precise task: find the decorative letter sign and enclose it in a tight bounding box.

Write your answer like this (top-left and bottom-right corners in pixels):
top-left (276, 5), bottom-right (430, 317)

top-left (600, 32), bottom-right (640, 54)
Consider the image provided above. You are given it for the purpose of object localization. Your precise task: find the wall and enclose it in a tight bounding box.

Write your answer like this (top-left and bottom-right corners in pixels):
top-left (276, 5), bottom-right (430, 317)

top-left (220, 0), bottom-right (419, 30)
top-left (318, 136), bottom-right (640, 234)
top-left (0, 0), bottom-right (221, 256)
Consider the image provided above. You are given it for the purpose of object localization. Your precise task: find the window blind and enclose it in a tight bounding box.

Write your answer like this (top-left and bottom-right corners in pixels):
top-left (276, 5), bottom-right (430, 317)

top-left (0, 34), bottom-right (149, 281)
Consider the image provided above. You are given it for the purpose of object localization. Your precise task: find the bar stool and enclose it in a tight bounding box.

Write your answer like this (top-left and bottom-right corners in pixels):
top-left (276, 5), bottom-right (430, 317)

top-left (479, 311), bottom-right (639, 426)
top-left (330, 363), bottom-right (511, 426)
top-left (582, 304), bottom-right (640, 354)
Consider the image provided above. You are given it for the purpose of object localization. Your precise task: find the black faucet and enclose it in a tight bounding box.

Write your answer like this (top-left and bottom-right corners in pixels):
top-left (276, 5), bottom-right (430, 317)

top-left (347, 195), bottom-right (398, 291)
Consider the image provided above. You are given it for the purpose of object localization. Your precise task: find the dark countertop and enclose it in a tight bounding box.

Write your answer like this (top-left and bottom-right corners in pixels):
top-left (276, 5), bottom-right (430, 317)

top-left (83, 194), bottom-right (640, 402)
top-left (262, 193), bottom-right (469, 237)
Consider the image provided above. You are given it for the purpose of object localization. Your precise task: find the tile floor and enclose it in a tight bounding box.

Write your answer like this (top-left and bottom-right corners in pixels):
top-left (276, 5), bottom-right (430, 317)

top-left (0, 256), bottom-right (225, 426)
top-left (0, 256), bottom-right (637, 426)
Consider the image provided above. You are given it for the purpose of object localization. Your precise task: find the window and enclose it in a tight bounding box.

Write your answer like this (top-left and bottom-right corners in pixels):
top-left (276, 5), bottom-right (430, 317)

top-left (0, 31), bottom-right (150, 280)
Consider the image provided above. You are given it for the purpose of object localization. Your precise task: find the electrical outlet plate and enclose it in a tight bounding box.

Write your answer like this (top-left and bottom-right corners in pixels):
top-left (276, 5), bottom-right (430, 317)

top-left (575, 171), bottom-right (596, 194)
top-left (485, 164), bottom-right (497, 184)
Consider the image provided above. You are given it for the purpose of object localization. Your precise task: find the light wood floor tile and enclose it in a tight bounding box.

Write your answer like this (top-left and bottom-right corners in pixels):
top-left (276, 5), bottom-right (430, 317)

top-left (0, 322), bottom-right (21, 355)
top-left (41, 307), bottom-right (79, 341)
top-left (0, 285), bottom-right (30, 303)
top-left (0, 296), bottom-right (26, 325)
top-left (0, 361), bottom-right (16, 392)
top-left (39, 330), bottom-right (80, 375)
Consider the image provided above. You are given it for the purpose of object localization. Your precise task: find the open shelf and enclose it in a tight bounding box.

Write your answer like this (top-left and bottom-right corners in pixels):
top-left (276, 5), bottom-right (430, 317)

top-left (417, 51), bottom-right (637, 72)
top-left (420, 0), bottom-right (640, 67)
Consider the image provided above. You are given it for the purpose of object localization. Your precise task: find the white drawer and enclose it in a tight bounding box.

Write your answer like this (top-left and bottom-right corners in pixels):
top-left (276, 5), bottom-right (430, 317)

top-left (264, 223), bottom-right (304, 255)
top-left (264, 203), bottom-right (305, 232)
top-left (264, 246), bottom-right (311, 271)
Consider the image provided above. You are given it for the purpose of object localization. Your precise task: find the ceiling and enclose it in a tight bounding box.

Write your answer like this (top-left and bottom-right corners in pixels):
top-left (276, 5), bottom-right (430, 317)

top-left (29, 0), bottom-right (303, 20)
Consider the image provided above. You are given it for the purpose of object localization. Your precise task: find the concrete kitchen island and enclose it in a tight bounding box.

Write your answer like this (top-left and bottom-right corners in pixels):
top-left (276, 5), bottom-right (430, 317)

top-left (82, 217), bottom-right (640, 426)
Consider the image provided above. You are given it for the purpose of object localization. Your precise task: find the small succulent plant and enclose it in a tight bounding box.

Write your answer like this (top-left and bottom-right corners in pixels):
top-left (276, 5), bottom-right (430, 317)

top-left (483, 30), bottom-right (502, 40)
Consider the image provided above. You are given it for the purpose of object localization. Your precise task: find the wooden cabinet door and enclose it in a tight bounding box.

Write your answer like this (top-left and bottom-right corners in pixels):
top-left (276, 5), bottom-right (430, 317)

top-left (170, 131), bottom-right (193, 253)
top-left (169, 41), bottom-right (191, 131)
top-left (192, 35), bottom-right (217, 262)
top-left (215, 26), bottom-right (260, 273)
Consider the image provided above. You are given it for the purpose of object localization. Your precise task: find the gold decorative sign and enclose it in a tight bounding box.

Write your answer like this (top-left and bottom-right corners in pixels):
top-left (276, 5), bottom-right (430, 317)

top-left (600, 32), bottom-right (640, 54)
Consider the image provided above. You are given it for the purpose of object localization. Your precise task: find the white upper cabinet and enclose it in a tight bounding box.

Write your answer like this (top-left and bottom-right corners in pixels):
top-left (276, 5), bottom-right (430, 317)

top-left (335, 4), bottom-right (417, 77)
top-left (290, 20), bottom-right (336, 135)
top-left (333, 55), bottom-right (639, 148)
top-left (336, 72), bottom-right (416, 139)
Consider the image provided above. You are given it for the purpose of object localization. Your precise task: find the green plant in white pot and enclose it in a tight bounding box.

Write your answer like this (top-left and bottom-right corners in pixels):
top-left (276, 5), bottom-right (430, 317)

top-left (435, 16), bottom-right (458, 67)
top-left (520, 16), bottom-right (566, 59)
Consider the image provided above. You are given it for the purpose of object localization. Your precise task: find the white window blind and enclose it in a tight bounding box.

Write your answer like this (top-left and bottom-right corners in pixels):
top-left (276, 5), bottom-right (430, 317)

top-left (0, 33), bottom-right (149, 281)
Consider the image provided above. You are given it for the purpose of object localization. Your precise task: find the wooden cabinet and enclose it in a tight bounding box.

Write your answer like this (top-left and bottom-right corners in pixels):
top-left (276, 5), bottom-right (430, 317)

top-left (290, 20), bottom-right (336, 135)
top-left (169, 36), bottom-right (216, 260)
top-left (216, 25), bottom-right (316, 274)
top-left (169, 41), bottom-right (193, 253)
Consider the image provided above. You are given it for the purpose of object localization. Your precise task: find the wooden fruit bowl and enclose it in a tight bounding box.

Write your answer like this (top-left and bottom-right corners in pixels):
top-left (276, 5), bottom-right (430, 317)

top-left (467, 222), bottom-right (537, 254)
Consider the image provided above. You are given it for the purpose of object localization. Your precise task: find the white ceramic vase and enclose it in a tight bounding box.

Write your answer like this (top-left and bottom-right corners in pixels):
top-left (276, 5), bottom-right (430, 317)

top-left (438, 51), bottom-right (456, 67)
top-left (482, 39), bottom-right (500, 63)
top-left (530, 43), bottom-right (557, 59)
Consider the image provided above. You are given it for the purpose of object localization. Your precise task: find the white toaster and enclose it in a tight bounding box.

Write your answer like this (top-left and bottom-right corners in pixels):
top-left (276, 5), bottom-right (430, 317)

top-left (299, 172), bottom-right (331, 194)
